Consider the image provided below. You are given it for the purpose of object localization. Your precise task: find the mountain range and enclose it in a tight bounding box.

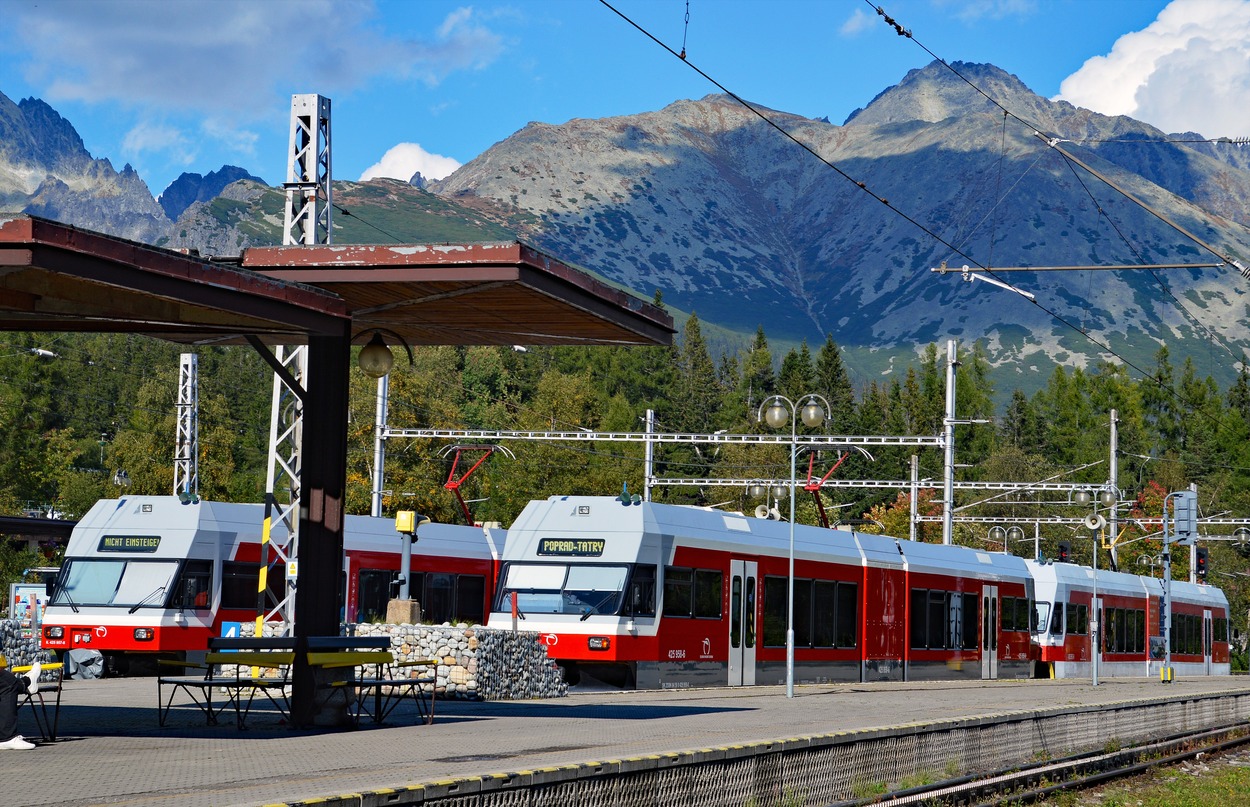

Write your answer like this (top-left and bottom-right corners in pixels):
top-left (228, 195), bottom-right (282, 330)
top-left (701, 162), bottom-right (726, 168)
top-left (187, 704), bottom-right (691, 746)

top-left (3, 61), bottom-right (1249, 392)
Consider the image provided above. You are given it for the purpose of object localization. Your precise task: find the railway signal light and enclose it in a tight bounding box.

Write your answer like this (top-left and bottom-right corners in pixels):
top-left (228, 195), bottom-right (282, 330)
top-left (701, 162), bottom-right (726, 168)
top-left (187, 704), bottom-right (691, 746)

top-left (1171, 490), bottom-right (1198, 546)
top-left (1057, 540), bottom-right (1071, 563)
top-left (1196, 547), bottom-right (1208, 580)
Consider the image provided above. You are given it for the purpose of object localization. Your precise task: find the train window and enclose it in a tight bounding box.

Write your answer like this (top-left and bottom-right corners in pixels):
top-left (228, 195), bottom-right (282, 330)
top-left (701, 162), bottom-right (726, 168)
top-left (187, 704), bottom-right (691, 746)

top-left (963, 593), bottom-right (979, 650)
top-left (1065, 602), bottom-right (1088, 635)
top-left (1005, 597), bottom-right (1030, 632)
top-left (222, 561), bottom-right (282, 611)
top-left (907, 588), bottom-right (982, 650)
top-left (1000, 596), bottom-right (1016, 631)
top-left (1171, 614), bottom-right (1202, 655)
top-left (813, 581), bottom-right (837, 647)
top-left (763, 576), bottom-right (787, 646)
top-left (764, 578), bottom-right (858, 649)
top-left (836, 582), bottom-right (857, 648)
top-left (792, 579), bottom-right (813, 647)
top-left (357, 569), bottom-right (395, 623)
top-left (663, 567), bottom-right (722, 619)
top-left (423, 573), bottom-right (456, 624)
top-left (1049, 603), bottom-right (1064, 636)
top-left (694, 570), bottom-right (723, 619)
top-left (663, 568), bottom-right (693, 617)
top-left (456, 575), bottom-right (486, 624)
top-left (909, 589), bottom-right (926, 648)
top-left (925, 592), bottom-right (940, 649)
top-left (626, 565), bottom-right (657, 617)
top-left (174, 560), bottom-right (211, 610)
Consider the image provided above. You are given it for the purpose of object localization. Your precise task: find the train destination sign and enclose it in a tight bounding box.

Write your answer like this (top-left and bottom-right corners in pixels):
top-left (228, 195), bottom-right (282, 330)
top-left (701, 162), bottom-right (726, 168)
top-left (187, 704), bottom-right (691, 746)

top-left (98, 535), bottom-right (162, 553)
top-left (537, 538), bottom-right (605, 557)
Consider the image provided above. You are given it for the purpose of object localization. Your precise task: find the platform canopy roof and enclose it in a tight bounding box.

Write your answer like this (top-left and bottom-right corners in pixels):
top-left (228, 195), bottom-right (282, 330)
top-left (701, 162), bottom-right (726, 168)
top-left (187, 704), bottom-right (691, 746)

top-left (0, 215), bottom-right (673, 348)
top-left (241, 241), bottom-right (674, 347)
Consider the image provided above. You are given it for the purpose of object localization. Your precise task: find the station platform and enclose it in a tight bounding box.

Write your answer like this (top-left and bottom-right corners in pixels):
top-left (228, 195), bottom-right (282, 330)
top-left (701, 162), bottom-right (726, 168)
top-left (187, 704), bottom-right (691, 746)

top-left (8, 675), bottom-right (1250, 807)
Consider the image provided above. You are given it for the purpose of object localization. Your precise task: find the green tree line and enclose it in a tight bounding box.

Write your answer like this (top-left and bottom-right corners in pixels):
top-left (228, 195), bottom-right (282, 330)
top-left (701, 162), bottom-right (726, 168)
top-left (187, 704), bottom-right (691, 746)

top-left (3, 318), bottom-right (1249, 629)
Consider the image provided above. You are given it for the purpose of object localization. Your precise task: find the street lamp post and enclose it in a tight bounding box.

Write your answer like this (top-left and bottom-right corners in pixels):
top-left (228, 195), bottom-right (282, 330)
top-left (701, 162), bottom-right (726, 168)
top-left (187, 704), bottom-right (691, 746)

top-left (759, 393), bottom-right (829, 698)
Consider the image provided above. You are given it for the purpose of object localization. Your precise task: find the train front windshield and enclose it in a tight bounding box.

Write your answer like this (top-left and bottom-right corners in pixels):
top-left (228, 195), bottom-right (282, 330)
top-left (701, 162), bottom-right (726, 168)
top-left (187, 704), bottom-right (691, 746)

top-left (52, 558), bottom-right (180, 609)
top-left (1032, 602), bottom-right (1051, 636)
top-left (497, 563), bottom-right (629, 617)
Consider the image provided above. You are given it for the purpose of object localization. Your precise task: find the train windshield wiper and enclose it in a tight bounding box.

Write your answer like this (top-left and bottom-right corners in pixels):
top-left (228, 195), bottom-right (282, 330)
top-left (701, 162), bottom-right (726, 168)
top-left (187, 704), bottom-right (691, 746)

top-left (128, 585), bottom-right (167, 614)
top-left (58, 586), bottom-right (80, 614)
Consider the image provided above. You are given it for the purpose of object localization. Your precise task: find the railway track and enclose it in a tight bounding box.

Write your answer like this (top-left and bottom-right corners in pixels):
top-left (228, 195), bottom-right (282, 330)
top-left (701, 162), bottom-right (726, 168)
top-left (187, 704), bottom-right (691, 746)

top-left (835, 722), bottom-right (1250, 807)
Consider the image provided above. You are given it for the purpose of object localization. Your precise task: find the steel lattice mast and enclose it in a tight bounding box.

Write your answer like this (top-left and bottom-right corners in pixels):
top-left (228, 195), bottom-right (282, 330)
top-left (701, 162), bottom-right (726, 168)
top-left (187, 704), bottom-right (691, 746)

top-left (254, 93), bottom-right (331, 636)
top-left (174, 353), bottom-right (198, 499)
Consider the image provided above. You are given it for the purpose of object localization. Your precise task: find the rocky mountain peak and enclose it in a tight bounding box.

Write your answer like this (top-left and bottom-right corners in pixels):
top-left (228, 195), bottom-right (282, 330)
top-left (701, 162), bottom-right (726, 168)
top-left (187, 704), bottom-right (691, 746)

top-left (159, 165), bottom-right (266, 220)
top-left (846, 61), bottom-right (1036, 127)
top-left (9, 95), bottom-right (92, 170)
top-left (431, 62), bottom-right (1250, 388)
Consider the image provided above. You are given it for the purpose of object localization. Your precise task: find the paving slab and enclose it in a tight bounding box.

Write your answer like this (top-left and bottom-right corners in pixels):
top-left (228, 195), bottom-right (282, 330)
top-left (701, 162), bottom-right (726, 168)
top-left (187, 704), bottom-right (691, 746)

top-left (7, 676), bottom-right (1249, 807)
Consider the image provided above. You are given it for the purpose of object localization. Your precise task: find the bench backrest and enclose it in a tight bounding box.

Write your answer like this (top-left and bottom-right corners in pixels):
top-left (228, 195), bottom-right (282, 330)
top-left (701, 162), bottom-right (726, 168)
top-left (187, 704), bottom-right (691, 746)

top-left (305, 636), bottom-right (395, 670)
top-left (305, 636), bottom-right (391, 651)
top-left (204, 637), bottom-right (297, 675)
top-left (209, 637), bottom-right (298, 652)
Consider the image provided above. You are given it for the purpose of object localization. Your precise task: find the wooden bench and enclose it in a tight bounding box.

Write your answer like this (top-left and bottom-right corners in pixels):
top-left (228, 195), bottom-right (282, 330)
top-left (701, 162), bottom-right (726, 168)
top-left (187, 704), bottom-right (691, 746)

top-left (157, 636), bottom-right (296, 729)
top-left (13, 661), bottom-right (64, 742)
top-left (306, 636), bottom-right (437, 726)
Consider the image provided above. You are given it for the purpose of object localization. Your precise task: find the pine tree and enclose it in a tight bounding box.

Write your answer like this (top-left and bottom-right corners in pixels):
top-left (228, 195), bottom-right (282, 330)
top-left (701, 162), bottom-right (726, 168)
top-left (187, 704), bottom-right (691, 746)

top-left (815, 335), bottom-right (855, 433)
top-left (738, 326), bottom-right (776, 414)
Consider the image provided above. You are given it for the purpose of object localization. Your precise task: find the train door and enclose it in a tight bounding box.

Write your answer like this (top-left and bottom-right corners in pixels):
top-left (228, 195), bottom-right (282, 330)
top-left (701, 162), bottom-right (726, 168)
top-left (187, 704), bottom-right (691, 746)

top-left (728, 559), bottom-right (757, 686)
top-left (981, 585), bottom-right (998, 680)
top-left (1203, 610), bottom-right (1213, 675)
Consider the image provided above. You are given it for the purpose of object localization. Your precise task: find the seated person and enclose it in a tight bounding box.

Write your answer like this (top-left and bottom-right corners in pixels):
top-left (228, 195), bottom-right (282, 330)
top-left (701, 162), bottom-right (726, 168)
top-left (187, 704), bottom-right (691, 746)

top-left (0, 659), bottom-right (41, 750)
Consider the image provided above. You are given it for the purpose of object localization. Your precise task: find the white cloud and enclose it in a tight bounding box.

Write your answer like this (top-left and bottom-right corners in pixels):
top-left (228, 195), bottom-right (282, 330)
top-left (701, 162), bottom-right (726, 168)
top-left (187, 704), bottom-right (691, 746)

top-left (1055, 0), bottom-right (1250, 137)
top-left (358, 143), bottom-right (462, 183)
top-left (8, 1), bottom-right (506, 151)
top-left (839, 9), bottom-right (874, 37)
top-left (122, 121), bottom-right (190, 156)
top-left (943, 0), bottom-right (1037, 23)
top-left (201, 118), bottom-right (261, 161)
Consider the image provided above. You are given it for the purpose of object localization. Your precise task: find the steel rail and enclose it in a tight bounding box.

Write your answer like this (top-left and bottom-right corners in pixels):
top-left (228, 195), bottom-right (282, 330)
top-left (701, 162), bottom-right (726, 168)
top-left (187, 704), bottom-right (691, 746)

top-left (832, 722), bottom-right (1250, 807)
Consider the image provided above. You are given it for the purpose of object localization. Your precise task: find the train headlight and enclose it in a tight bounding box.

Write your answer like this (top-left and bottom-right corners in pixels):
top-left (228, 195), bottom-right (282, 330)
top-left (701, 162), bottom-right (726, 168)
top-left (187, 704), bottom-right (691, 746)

top-left (44, 626), bottom-right (64, 639)
top-left (588, 636), bottom-right (611, 651)
top-left (134, 628), bottom-right (154, 641)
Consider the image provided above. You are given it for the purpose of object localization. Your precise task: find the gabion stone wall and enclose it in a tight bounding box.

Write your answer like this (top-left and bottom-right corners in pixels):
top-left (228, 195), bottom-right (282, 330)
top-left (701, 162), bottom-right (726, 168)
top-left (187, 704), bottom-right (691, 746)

top-left (244, 621), bottom-right (568, 701)
top-left (0, 618), bottom-right (53, 669)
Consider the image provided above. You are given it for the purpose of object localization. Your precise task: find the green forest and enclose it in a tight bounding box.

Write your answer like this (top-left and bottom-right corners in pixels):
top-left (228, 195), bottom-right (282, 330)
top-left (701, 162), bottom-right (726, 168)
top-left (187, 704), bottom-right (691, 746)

top-left (3, 312), bottom-right (1249, 633)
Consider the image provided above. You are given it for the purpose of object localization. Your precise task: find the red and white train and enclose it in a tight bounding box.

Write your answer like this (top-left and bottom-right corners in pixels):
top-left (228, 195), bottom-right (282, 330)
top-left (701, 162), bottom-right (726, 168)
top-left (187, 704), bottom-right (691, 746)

top-left (486, 495), bottom-right (1231, 688)
top-left (41, 496), bottom-right (504, 673)
top-left (1028, 559), bottom-right (1229, 678)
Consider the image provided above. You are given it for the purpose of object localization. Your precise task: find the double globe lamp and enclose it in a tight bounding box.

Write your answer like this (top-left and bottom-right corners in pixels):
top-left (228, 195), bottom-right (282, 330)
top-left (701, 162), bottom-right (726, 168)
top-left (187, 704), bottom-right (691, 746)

top-left (757, 393), bottom-right (829, 698)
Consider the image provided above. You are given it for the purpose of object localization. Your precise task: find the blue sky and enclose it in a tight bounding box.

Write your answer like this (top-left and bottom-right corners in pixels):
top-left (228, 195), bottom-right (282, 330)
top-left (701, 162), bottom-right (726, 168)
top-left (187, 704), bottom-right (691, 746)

top-left (1, 0), bottom-right (1247, 198)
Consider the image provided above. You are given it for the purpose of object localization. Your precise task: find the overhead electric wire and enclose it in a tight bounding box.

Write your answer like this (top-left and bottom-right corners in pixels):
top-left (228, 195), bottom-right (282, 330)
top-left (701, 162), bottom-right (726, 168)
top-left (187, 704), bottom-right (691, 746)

top-left (597, 0), bottom-right (983, 272)
top-left (331, 202), bottom-right (406, 244)
top-left (600, 6), bottom-right (1215, 417)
